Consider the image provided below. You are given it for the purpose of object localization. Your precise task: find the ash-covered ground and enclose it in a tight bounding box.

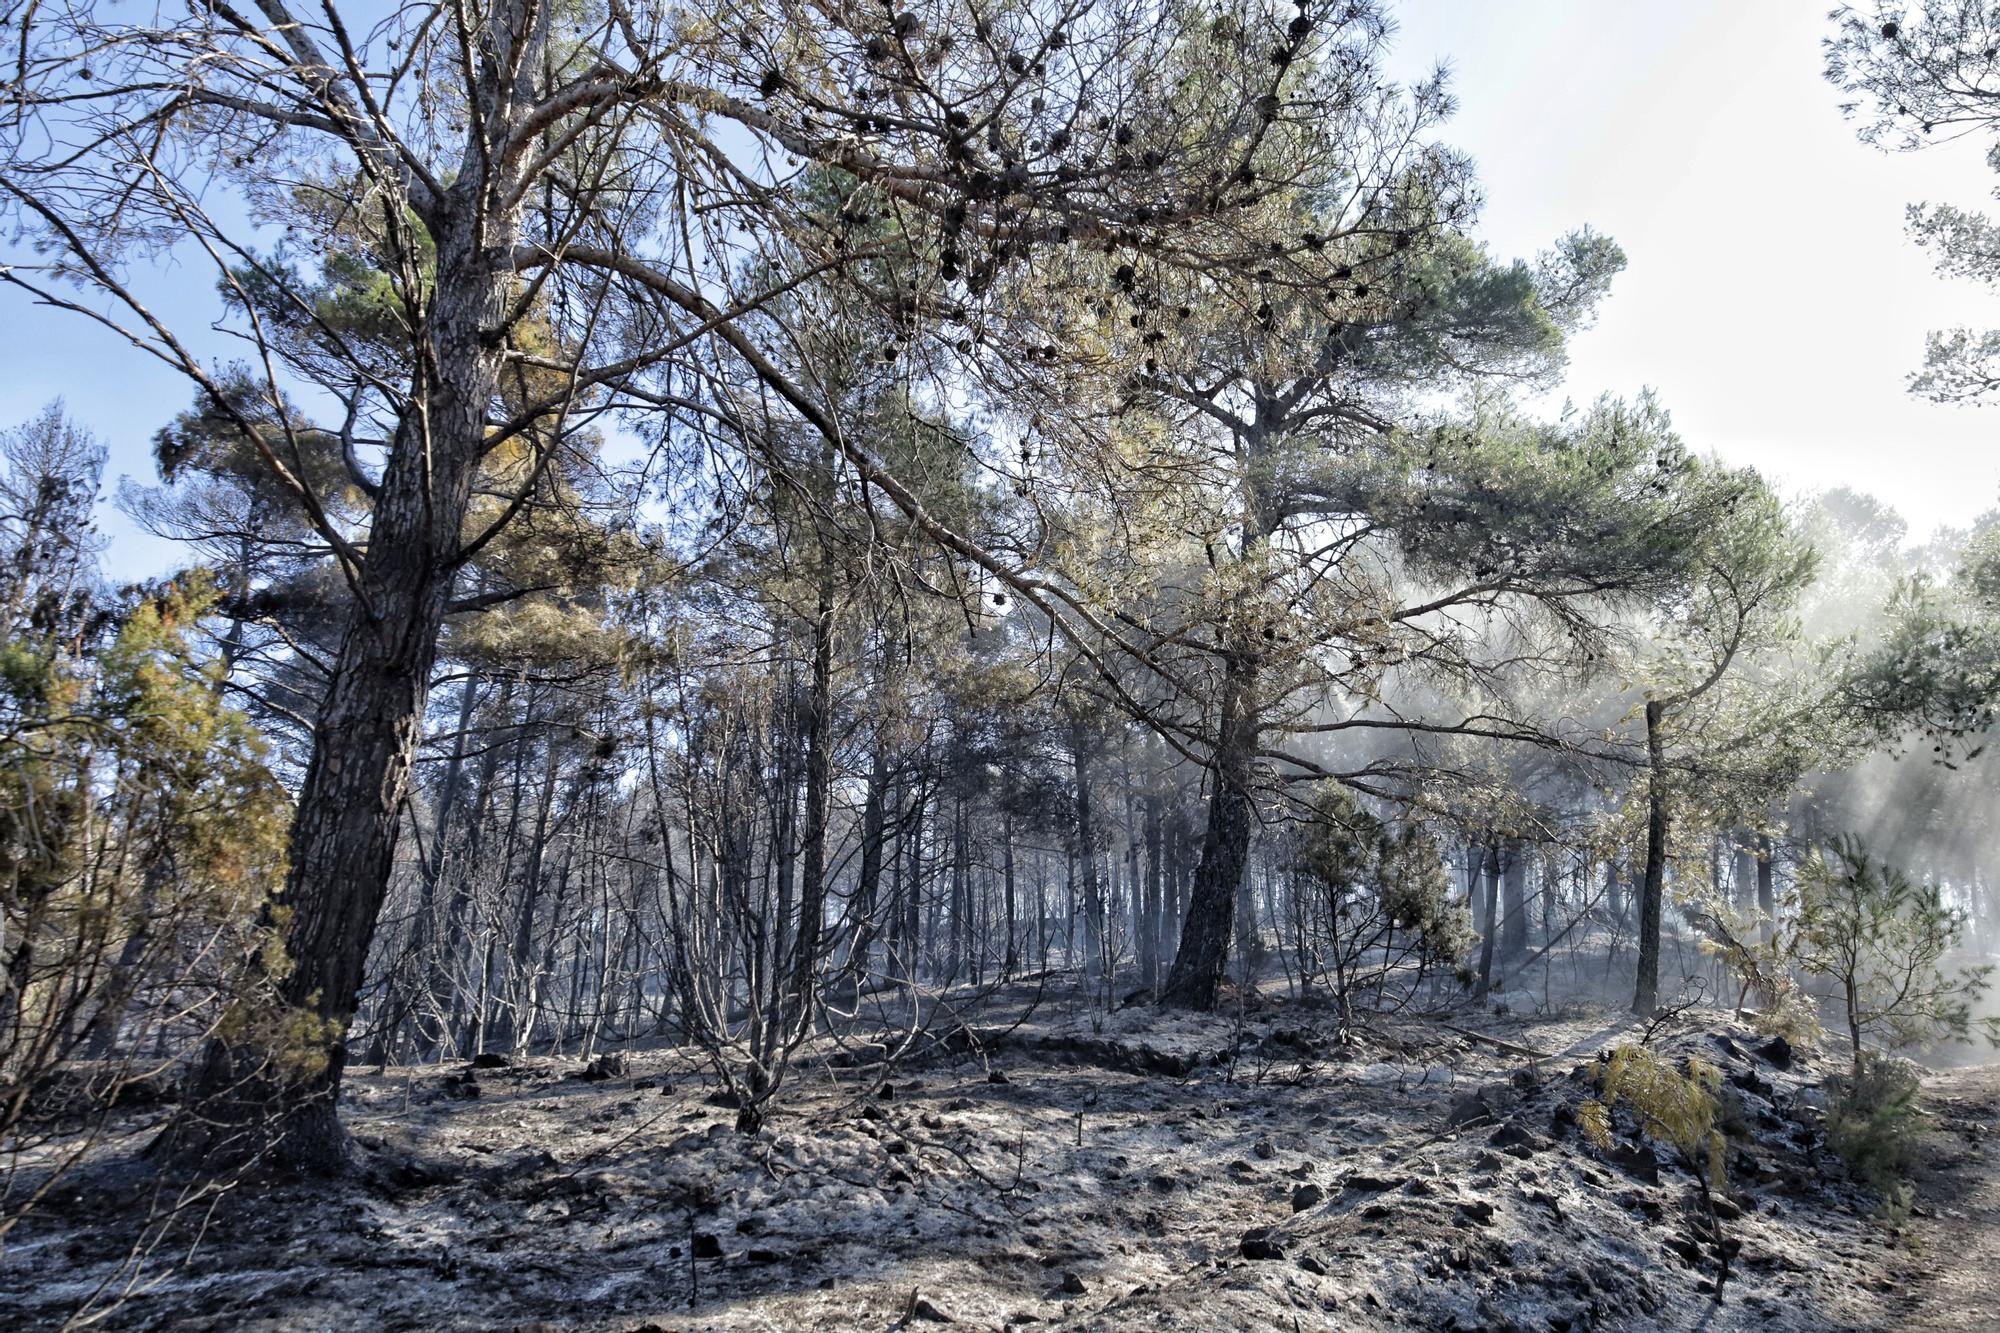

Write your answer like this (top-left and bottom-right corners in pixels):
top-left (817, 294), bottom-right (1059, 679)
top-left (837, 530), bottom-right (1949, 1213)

top-left (3, 985), bottom-right (1990, 1331)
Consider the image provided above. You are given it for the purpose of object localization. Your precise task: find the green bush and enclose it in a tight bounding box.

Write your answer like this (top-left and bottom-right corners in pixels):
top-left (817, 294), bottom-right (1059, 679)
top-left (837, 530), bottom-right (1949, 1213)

top-left (1825, 1051), bottom-right (1924, 1217)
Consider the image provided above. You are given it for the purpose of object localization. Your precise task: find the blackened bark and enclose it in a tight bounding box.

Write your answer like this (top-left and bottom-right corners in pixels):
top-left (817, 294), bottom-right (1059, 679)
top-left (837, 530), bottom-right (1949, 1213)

top-left (897, 779), bottom-right (924, 980)
top-left (1001, 811), bottom-right (1019, 979)
top-left (1166, 804), bottom-right (1188, 956)
top-left (1070, 713), bottom-right (1105, 981)
top-left (1140, 748), bottom-right (1164, 992)
top-left (786, 563), bottom-right (836, 1029)
top-left (1633, 699), bottom-right (1669, 1015)
top-left (946, 783), bottom-right (969, 982)
top-left (1475, 841), bottom-right (1500, 999)
top-left (1160, 650), bottom-right (1258, 1010)
top-left (841, 742), bottom-right (891, 988)
top-left (1755, 832), bottom-right (1776, 943)
top-left (1158, 403), bottom-right (1277, 1012)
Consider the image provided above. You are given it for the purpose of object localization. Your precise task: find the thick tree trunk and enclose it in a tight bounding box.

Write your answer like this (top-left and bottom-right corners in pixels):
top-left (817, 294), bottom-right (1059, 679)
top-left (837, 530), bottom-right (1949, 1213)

top-left (1159, 408), bottom-right (1277, 1011)
top-left (1633, 699), bottom-right (1670, 1015)
top-left (177, 198), bottom-right (522, 1172)
top-left (1160, 650), bottom-right (1258, 1010)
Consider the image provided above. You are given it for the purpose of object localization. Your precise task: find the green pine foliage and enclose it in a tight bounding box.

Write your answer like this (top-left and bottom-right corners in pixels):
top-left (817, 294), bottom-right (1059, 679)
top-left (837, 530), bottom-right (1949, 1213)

top-left (1582, 1043), bottom-right (1735, 1299)
top-left (1, 408), bottom-right (293, 1238)
top-left (1825, 1051), bottom-right (1925, 1219)
top-left (1792, 835), bottom-right (1999, 1075)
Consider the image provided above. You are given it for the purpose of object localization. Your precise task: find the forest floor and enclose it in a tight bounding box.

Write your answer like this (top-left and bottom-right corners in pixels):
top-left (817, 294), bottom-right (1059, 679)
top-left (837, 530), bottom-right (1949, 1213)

top-left (2, 980), bottom-right (1991, 1331)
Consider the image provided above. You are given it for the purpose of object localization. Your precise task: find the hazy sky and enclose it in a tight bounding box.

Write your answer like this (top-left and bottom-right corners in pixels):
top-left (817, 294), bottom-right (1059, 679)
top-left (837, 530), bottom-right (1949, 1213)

top-left (1390, 0), bottom-right (2000, 540)
top-left (4, 0), bottom-right (1997, 578)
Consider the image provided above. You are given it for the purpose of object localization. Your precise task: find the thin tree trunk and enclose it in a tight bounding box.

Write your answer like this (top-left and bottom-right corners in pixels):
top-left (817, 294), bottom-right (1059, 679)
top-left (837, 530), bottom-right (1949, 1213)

top-left (1501, 840), bottom-right (1528, 959)
top-left (1476, 841), bottom-right (1501, 999)
top-left (1071, 713), bottom-right (1105, 984)
top-left (786, 563), bottom-right (836, 1036)
top-left (1001, 811), bottom-right (1019, 980)
top-left (368, 674), bottom-right (481, 1066)
top-left (1756, 832), bottom-right (1776, 943)
top-left (1633, 699), bottom-right (1670, 1015)
top-left (1141, 747), bottom-right (1164, 993)
top-left (841, 742), bottom-right (891, 988)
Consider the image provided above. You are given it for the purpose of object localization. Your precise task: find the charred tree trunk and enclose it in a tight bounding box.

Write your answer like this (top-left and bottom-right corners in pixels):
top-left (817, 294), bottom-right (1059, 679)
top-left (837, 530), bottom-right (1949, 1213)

top-left (1475, 841), bottom-right (1501, 999)
top-left (785, 561), bottom-right (836, 1035)
top-left (1001, 811), bottom-right (1019, 980)
top-left (1070, 713), bottom-right (1106, 983)
top-left (897, 779), bottom-right (924, 982)
top-left (1160, 403), bottom-right (1278, 1012)
top-left (1141, 746), bottom-right (1164, 993)
top-left (946, 782), bottom-right (969, 983)
top-left (1756, 832), bottom-right (1776, 943)
top-left (1160, 648), bottom-right (1258, 1010)
top-left (1633, 699), bottom-right (1670, 1015)
top-left (841, 742), bottom-right (891, 988)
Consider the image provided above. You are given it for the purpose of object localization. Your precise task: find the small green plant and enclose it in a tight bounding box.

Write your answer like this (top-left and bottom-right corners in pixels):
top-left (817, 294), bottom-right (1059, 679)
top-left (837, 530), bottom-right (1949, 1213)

top-left (1793, 836), bottom-right (1999, 1075)
top-left (1824, 1051), bottom-right (1924, 1219)
top-left (1582, 1044), bottom-right (1734, 1301)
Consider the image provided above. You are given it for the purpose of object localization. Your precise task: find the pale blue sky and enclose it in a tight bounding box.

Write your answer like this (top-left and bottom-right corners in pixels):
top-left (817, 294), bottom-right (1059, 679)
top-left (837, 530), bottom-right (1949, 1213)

top-left (4, 0), bottom-right (1996, 578)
